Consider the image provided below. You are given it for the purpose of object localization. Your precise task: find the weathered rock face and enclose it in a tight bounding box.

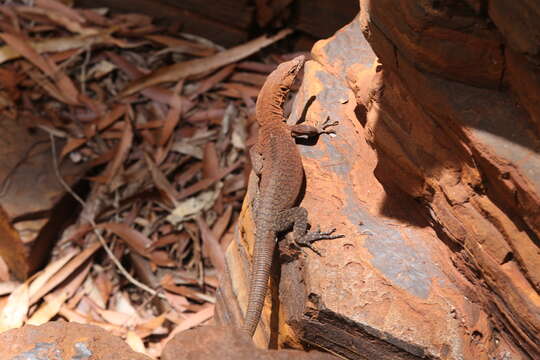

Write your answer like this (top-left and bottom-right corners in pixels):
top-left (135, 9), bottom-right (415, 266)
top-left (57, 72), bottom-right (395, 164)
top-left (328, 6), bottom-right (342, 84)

top-left (0, 321), bottom-right (152, 359)
top-left (162, 325), bottom-right (337, 360)
top-left (220, 1), bottom-right (539, 360)
top-left (353, 0), bottom-right (540, 358)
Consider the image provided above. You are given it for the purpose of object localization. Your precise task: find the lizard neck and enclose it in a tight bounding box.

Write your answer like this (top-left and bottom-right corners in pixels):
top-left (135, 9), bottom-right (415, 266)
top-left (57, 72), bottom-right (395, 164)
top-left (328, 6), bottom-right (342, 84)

top-left (255, 56), bottom-right (305, 128)
top-left (255, 86), bottom-right (288, 128)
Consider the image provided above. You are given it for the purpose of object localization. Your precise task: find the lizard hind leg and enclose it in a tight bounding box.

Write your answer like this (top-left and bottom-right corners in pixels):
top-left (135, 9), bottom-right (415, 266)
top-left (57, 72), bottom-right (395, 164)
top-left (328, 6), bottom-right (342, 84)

top-left (274, 207), bottom-right (344, 255)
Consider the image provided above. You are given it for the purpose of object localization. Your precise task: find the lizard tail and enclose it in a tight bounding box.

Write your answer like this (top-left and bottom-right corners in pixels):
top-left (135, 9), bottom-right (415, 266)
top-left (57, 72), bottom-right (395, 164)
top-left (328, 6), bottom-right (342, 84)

top-left (242, 231), bottom-right (275, 337)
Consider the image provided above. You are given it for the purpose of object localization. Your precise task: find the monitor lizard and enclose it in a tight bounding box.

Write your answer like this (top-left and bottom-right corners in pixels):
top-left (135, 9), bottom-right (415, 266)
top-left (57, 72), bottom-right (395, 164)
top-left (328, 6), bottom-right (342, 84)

top-left (242, 55), bottom-right (343, 337)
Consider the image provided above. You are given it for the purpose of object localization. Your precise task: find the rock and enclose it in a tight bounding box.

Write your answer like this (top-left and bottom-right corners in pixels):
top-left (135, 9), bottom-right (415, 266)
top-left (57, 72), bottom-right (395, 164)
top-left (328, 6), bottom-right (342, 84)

top-left (0, 321), bottom-right (151, 359)
top-left (162, 325), bottom-right (336, 360)
top-left (357, 0), bottom-right (540, 358)
top-left (220, 1), bottom-right (539, 359)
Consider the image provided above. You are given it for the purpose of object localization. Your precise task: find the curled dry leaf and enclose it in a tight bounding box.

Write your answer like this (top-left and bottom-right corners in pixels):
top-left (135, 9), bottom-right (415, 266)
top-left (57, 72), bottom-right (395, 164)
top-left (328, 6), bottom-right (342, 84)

top-left (29, 241), bottom-right (101, 305)
top-left (15, 7), bottom-right (98, 36)
top-left (26, 291), bottom-right (68, 326)
top-left (0, 206), bottom-right (28, 280)
top-left (126, 330), bottom-right (147, 354)
top-left (202, 142), bottom-right (220, 179)
top-left (212, 205), bottom-right (233, 244)
top-left (187, 64), bottom-right (235, 100)
top-left (97, 119), bottom-right (133, 184)
top-left (163, 292), bottom-right (189, 313)
top-left (166, 186), bottom-right (221, 226)
top-left (196, 215), bottom-right (225, 274)
top-left (98, 222), bottom-right (152, 258)
top-left (135, 314), bottom-right (166, 338)
top-left (176, 160), bottom-right (242, 201)
top-left (159, 80), bottom-right (184, 147)
top-left (0, 34), bottom-right (110, 65)
top-left (27, 259), bottom-right (90, 326)
top-left (0, 281), bottom-right (29, 333)
top-left (0, 281), bottom-right (19, 296)
top-left (145, 34), bottom-right (216, 57)
top-left (28, 248), bottom-right (77, 302)
top-left (107, 51), bottom-right (194, 109)
top-left (163, 305), bottom-right (214, 344)
top-left (144, 152), bottom-right (180, 205)
top-left (218, 82), bottom-right (260, 99)
top-left (35, 0), bottom-right (86, 23)
top-left (120, 29), bottom-right (293, 97)
top-left (161, 274), bottom-right (215, 303)
top-left (0, 33), bottom-right (80, 105)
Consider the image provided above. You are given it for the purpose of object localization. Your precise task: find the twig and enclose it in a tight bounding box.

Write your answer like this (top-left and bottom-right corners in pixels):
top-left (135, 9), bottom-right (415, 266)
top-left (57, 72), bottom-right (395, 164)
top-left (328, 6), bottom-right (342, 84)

top-left (49, 133), bottom-right (166, 299)
top-left (79, 44), bottom-right (92, 95)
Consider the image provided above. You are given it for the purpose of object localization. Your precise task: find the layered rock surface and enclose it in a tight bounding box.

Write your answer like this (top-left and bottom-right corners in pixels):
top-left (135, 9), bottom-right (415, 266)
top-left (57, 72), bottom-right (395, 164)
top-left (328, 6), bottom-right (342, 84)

top-left (221, 1), bottom-right (539, 359)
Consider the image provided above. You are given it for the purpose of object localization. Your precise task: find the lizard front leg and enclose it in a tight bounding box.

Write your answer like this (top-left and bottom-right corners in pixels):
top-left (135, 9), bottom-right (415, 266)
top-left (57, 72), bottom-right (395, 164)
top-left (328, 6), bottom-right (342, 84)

top-left (289, 116), bottom-right (339, 138)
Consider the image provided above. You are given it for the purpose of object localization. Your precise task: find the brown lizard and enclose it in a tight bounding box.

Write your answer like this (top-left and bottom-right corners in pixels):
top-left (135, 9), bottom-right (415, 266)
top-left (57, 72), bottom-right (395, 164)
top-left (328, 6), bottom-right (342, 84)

top-left (243, 55), bottom-right (342, 337)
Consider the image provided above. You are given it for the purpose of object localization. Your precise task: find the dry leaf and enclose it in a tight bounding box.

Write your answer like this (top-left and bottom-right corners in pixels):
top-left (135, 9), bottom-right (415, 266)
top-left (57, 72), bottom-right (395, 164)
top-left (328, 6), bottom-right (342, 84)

top-left (144, 152), bottom-right (179, 205)
top-left (196, 215), bottom-right (225, 274)
top-left (188, 64), bottom-right (235, 99)
top-left (166, 186), bottom-right (221, 226)
top-left (126, 330), bottom-right (147, 354)
top-left (176, 161), bottom-right (241, 201)
top-left (120, 29), bottom-right (292, 96)
top-left (0, 281), bottom-right (19, 296)
top-left (36, 0), bottom-right (86, 23)
top-left (98, 222), bottom-right (152, 257)
top-left (163, 305), bottom-right (214, 344)
top-left (0, 33), bottom-right (80, 105)
top-left (98, 119), bottom-right (133, 184)
top-left (60, 137), bottom-right (88, 159)
top-left (0, 206), bottom-right (28, 280)
top-left (26, 291), bottom-right (68, 326)
top-left (28, 249), bottom-right (78, 302)
top-left (218, 82), bottom-right (260, 99)
top-left (29, 241), bottom-right (101, 304)
top-left (0, 281), bottom-right (29, 333)
top-left (97, 104), bottom-right (127, 131)
top-left (159, 80), bottom-right (183, 146)
top-left (163, 291), bottom-right (189, 313)
top-left (0, 34), bottom-right (110, 65)
top-left (87, 59), bottom-right (116, 79)
top-left (94, 307), bottom-right (137, 326)
top-left (202, 142), bottom-right (220, 179)
top-left (135, 314), bottom-right (166, 338)
top-left (212, 205), bottom-right (232, 243)
top-left (145, 34), bottom-right (216, 56)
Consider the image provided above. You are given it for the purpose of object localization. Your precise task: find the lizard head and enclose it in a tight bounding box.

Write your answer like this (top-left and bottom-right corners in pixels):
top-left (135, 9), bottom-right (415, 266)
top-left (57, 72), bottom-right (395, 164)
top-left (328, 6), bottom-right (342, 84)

top-left (255, 55), bottom-right (306, 124)
top-left (277, 55), bottom-right (305, 91)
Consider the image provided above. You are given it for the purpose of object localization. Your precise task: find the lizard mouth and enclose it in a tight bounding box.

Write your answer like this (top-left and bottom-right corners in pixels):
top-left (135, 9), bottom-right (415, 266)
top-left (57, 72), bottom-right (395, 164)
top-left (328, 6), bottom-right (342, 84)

top-left (288, 55), bottom-right (306, 76)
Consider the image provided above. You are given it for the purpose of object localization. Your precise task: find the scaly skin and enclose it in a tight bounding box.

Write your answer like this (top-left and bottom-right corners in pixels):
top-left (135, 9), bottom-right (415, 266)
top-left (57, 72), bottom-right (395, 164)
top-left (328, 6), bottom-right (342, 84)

top-left (243, 56), bottom-right (341, 337)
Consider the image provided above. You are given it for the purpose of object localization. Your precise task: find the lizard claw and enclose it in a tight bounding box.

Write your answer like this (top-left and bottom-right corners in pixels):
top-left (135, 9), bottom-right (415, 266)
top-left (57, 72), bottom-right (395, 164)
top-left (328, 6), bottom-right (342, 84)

top-left (295, 227), bottom-right (344, 256)
top-left (317, 116), bottom-right (339, 135)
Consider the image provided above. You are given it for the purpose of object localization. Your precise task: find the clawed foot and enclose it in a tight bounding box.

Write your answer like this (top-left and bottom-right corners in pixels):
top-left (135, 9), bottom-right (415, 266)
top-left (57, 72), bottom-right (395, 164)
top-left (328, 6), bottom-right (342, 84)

top-left (317, 116), bottom-right (339, 135)
top-left (289, 116), bottom-right (339, 139)
top-left (294, 226), bottom-right (344, 256)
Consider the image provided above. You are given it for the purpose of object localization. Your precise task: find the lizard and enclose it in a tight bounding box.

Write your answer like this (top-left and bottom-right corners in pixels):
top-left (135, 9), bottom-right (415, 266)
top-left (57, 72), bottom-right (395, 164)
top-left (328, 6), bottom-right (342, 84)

top-left (242, 55), bottom-right (343, 337)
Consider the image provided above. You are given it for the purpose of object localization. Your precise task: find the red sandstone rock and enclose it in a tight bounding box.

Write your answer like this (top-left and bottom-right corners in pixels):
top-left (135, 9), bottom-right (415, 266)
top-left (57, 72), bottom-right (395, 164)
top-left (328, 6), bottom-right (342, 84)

top-left (220, 1), bottom-right (539, 359)
top-left (162, 325), bottom-right (336, 360)
top-left (0, 321), bottom-right (151, 359)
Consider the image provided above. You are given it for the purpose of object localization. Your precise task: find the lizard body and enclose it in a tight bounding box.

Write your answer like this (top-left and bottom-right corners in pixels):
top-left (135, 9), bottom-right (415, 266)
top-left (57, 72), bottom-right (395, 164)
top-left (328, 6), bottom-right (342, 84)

top-left (243, 55), bottom-right (341, 337)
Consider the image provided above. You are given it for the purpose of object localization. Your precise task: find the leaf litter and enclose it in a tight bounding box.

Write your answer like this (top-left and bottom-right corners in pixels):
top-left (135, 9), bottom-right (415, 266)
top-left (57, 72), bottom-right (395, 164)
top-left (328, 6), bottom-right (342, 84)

top-left (0, 0), bottom-right (304, 357)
